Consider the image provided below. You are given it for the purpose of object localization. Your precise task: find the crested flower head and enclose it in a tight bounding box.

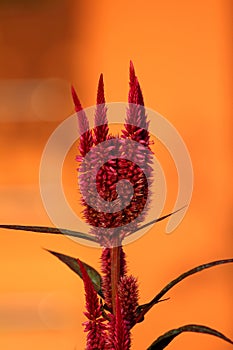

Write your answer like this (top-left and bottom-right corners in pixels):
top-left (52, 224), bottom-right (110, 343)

top-left (73, 61), bottom-right (153, 247)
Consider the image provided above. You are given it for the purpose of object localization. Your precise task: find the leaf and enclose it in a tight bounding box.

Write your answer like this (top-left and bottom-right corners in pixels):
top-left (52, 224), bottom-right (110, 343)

top-left (45, 249), bottom-right (104, 298)
top-left (129, 206), bottom-right (186, 236)
top-left (134, 258), bottom-right (233, 325)
top-left (147, 324), bottom-right (233, 349)
top-left (0, 224), bottom-right (97, 243)
top-left (0, 208), bottom-right (185, 241)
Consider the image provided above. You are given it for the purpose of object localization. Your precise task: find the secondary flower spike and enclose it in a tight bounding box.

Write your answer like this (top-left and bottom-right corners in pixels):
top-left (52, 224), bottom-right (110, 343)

top-left (77, 259), bottom-right (106, 349)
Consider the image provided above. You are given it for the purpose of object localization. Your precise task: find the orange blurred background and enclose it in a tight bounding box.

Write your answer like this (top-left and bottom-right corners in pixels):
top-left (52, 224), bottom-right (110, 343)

top-left (0, 0), bottom-right (232, 349)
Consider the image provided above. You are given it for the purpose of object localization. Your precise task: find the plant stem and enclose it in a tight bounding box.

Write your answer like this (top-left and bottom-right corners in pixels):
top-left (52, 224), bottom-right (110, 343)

top-left (111, 239), bottom-right (121, 315)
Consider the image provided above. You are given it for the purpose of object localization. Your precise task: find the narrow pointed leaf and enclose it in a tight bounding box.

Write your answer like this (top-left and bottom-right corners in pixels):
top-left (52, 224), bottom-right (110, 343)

top-left (147, 324), bottom-right (233, 349)
top-left (0, 224), bottom-right (97, 242)
top-left (134, 258), bottom-right (233, 325)
top-left (45, 249), bottom-right (104, 298)
top-left (129, 206), bottom-right (186, 236)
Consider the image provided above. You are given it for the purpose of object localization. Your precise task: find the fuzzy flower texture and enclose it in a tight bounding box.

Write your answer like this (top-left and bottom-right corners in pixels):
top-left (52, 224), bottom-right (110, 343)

top-left (72, 61), bottom-right (153, 247)
top-left (72, 62), bottom-right (152, 349)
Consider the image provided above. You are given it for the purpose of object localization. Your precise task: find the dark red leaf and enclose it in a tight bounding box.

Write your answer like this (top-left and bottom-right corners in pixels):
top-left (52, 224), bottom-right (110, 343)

top-left (130, 206), bottom-right (186, 236)
top-left (0, 224), bottom-right (97, 242)
top-left (134, 258), bottom-right (233, 326)
top-left (147, 324), bottom-right (233, 349)
top-left (46, 249), bottom-right (104, 298)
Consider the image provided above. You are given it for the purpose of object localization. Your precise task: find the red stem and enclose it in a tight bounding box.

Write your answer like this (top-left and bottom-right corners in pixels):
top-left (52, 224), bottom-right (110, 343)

top-left (111, 241), bottom-right (121, 314)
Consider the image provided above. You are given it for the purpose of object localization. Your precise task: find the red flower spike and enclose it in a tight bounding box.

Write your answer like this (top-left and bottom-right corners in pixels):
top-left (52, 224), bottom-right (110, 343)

top-left (128, 61), bottom-right (144, 106)
top-left (129, 61), bottom-right (135, 82)
top-left (128, 60), bottom-right (137, 104)
top-left (108, 295), bottom-right (131, 350)
top-left (94, 74), bottom-right (109, 144)
top-left (71, 85), bottom-right (93, 157)
top-left (124, 62), bottom-right (149, 145)
top-left (71, 85), bottom-right (83, 113)
top-left (118, 275), bottom-right (139, 328)
top-left (97, 73), bottom-right (105, 105)
top-left (77, 259), bottom-right (106, 349)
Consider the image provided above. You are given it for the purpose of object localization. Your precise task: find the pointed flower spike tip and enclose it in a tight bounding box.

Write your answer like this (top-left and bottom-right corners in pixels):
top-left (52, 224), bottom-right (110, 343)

top-left (71, 84), bottom-right (93, 152)
top-left (97, 73), bottom-right (105, 105)
top-left (94, 73), bottom-right (108, 144)
top-left (128, 60), bottom-right (144, 106)
top-left (129, 61), bottom-right (144, 106)
top-left (71, 85), bottom-right (83, 112)
top-left (129, 60), bottom-right (136, 83)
